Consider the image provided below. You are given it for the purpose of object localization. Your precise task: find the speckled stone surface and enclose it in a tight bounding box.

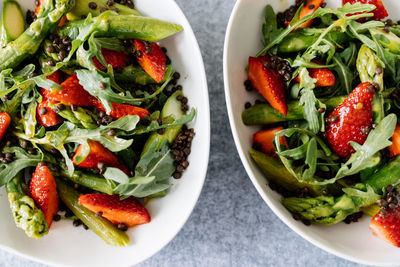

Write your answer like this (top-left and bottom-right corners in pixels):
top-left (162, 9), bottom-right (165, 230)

top-left (0, 1), bottom-right (366, 266)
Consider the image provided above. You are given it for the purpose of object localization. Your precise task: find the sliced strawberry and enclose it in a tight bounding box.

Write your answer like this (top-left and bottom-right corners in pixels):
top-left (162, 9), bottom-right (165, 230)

top-left (294, 63), bottom-right (336, 87)
top-left (326, 82), bottom-right (375, 158)
top-left (370, 206), bottom-right (400, 247)
top-left (79, 194), bottom-right (151, 227)
top-left (0, 113), bottom-right (11, 141)
top-left (29, 165), bottom-right (59, 227)
top-left (342, 0), bottom-right (388, 20)
top-left (73, 140), bottom-right (128, 173)
top-left (93, 48), bottom-right (128, 71)
top-left (37, 71), bottom-right (63, 127)
top-left (133, 40), bottom-right (166, 83)
top-left (253, 127), bottom-right (289, 155)
top-left (389, 125), bottom-right (400, 157)
top-left (297, 0), bottom-right (324, 28)
top-left (92, 99), bottom-right (150, 120)
top-left (248, 56), bottom-right (287, 116)
top-left (46, 74), bottom-right (94, 107)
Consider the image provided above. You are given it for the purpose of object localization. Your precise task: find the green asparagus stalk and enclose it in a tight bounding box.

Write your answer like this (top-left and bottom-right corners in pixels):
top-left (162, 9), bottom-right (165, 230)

top-left (57, 106), bottom-right (98, 129)
top-left (66, 0), bottom-right (140, 21)
top-left (55, 177), bottom-right (129, 246)
top-left (356, 45), bottom-right (384, 123)
top-left (6, 173), bottom-right (48, 238)
top-left (59, 170), bottom-right (114, 195)
top-left (278, 31), bottom-right (349, 53)
top-left (58, 12), bottom-right (183, 43)
top-left (370, 27), bottom-right (400, 54)
top-left (242, 96), bottom-right (346, 125)
top-left (282, 156), bottom-right (400, 225)
top-left (250, 149), bottom-right (341, 196)
top-left (0, 0), bottom-right (75, 71)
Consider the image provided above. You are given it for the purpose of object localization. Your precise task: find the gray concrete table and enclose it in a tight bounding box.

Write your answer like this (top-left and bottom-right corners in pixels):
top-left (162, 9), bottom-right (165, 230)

top-left (0, 1), bottom-right (365, 266)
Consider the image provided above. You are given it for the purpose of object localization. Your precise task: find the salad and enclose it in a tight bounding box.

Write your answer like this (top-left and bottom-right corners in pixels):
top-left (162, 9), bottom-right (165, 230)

top-left (0, 0), bottom-right (196, 247)
top-left (242, 0), bottom-right (400, 247)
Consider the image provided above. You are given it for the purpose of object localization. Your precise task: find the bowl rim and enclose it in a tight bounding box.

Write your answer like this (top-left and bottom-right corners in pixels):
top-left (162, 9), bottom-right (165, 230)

top-left (223, 0), bottom-right (395, 266)
top-left (0, 0), bottom-right (211, 266)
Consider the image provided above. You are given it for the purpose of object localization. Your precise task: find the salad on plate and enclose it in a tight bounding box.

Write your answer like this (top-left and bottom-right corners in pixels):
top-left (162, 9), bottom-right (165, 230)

top-left (0, 0), bottom-right (196, 246)
top-left (242, 0), bottom-right (400, 247)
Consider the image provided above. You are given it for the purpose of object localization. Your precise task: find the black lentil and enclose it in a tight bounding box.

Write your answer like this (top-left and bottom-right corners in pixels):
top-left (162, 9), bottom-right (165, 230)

top-left (344, 212), bottom-right (363, 224)
top-left (46, 45), bottom-right (56, 54)
top-left (107, 0), bottom-right (115, 6)
top-left (88, 2), bottom-right (98, 9)
top-left (95, 211), bottom-right (103, 218)
top-left (108, 129), bottom-right (117, 136)
top-left (245, 102), bottom-right (251, 109)
top-left (100, 7), bottom-right (108, 13)
top-left (173, 72), bottom-right (181, 80)
top-left (28, 149), bottom-right (37, 155)
top-left (117, 223), bottom-right (128, 232)
top-left (112, 7), bottom-right (119, 13)
top-left (53, 214), bottom-right (61, 222)
top-left (73, 219), bottom-right (82, 227)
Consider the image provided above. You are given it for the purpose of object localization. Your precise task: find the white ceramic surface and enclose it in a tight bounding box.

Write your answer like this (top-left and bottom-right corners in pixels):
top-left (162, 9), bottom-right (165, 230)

top-left (224, 0), bottom-right (400, 265)
top-left (0, 1), bottom-right (210, 266)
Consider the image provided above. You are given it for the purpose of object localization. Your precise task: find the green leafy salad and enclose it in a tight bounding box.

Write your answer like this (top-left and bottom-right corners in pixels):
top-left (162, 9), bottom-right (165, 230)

top-left (243, 0), bottom-right (400, 246)
top-left (0, 0), bottom-right (196, 246)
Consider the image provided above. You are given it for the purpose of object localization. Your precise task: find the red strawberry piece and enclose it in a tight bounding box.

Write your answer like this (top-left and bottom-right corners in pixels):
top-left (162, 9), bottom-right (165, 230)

top-left (326, 82), bottom-right (375, 158)
top-left (79, 194), bottom-right (151, 227)
top-left (37, 71), bottom-right (63, 127)
top-left (92, 99), bottom-right (150, 120)
top-left (46, 74), bottom-right (94, 107)
top-left (370, 206), bottom-right (400, 247)
top-left (133, 40), bottom-right (166, 83)
top-left (248, 56), bottom-right (287, 116)
top-left (342, 0), bottom-right (388, 20)
top-left (294, 62), bottom-right (336, 87)
top-left (297, 0), bottom-right (324, 29)
top-left (73, 140), bottom-right (128, 174)
top-left (0, 112), bottom-right (11, 141)
top-left (93, 48), bottom-right (128, 71)
top-left (253, 127), bottom-right (289, 156)
top-left (29, 165), bottom-right (59, 227)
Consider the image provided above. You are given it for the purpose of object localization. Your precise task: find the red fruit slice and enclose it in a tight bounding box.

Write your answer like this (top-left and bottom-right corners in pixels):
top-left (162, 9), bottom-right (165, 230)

top-left (73, 140), bottom-right (128, 173)
top-left (93, 48), bottom-right (128, 71)
top-left (0, 112), bottom-right (11, 141)
top-left (370, 206), bottom-right (400, 247)
top-left (342, 0), bottom-right (388, 20)
top-left (389, 125), bottom-right (400, 157)
top-left (298, 0), bottom-right (324, 28)
top-left (133, 40), bottom-right (166, 83)
top-left (253, 127), bottom-right (289, 155)
top-left (79, 194), bottom-right (151, 227)
top-left (326, 82), bottom-right (375, 158)
top-left (248, 56), bottom-right (287, 116)
top-left (92, 99), bottom-right (150, 120)
top-left (46, 74), bottom-right (94, 107)
top-left (29, 165), bottom-right (59, 227)
top-left (294, 64), bottom-right (336, 87)
top-left (37, 71), bottom-right (63, 127)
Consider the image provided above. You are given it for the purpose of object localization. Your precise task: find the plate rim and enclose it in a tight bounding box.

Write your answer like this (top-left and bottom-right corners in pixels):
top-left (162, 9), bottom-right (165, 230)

top-left (0, 0), bottom-right (211, 266)
top-left (223, 0), bottom-right (397, 266)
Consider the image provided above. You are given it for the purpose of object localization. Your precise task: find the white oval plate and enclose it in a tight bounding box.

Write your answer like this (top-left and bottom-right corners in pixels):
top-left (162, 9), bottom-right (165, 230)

top-left (0, 0), bottom-right (210, 266)
top-left (224, 0), bottom-right (400, 265)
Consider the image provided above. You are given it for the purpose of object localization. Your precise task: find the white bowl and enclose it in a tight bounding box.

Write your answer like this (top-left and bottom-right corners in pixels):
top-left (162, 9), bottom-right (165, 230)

top-left (0, 1), bottom-right (210, 266)
top-left (224, 0), bottom-right (400, 265)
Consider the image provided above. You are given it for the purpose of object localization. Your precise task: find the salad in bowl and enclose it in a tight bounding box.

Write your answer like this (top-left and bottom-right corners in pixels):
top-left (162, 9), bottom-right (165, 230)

top-left (240, 0), bottom-right (400, 249)
top-left (0, 0), bottom-right (197, 247)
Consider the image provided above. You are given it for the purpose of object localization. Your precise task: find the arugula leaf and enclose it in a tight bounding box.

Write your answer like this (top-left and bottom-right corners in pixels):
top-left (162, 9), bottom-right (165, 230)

top-left (257, 2), bottom-right (376, 56)
top-left (0, 147), bottom-right (53, 186)
top-left (335, 114), bottom-right (397, 180)
top-left (123, 108), bottom-right (196, 136)
top-left (333, 55), bottom-right (354, 95)
top-left (298, 68), bottom-right (326, 133)
top-left (262, 5), bottom-right (282, 45)
top-left (104, 140), bottom-right (175, 198)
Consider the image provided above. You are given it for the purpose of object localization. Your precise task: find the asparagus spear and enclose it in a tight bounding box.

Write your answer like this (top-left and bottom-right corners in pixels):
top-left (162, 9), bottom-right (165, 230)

top-left (370, 27), bottom-right (400, 54)
top-left (6, 173), bottom-right (48, 238)
top-left (356, 44), bottom-right (385, 124)
top-left (57, 12), bottom-right (183, 43)
top-left (242, 96), bottom-right (346, 125)
top-left (282, 156), bottom-right (400, 225)
top-left (66, 0), bottom-right (140, 21)
top-left (0, 0), bottom-right (75, 71)
top-left (59, 170), bottom-right (114, 195)
top-left (55, 177), bottom-right (129, 246)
